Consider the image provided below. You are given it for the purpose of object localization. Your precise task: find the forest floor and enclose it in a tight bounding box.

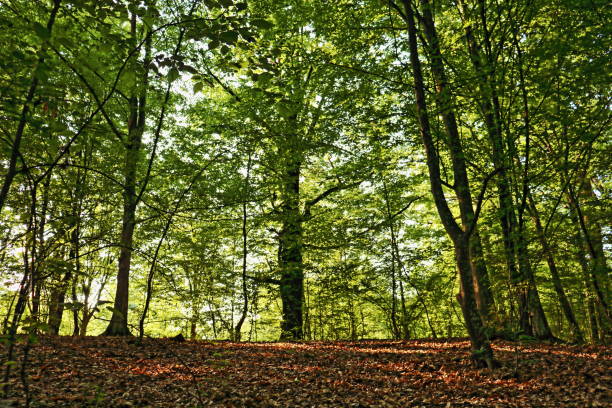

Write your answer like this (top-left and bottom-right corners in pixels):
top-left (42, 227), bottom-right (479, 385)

top-left (0, 336), bottom-right (609, 407)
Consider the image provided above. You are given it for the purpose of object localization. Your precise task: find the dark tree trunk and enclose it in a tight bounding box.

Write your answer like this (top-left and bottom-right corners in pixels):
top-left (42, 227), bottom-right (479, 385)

top-left (0, 0), bottom-right (61, 213)
top-left (234, 154), bottom-right (252, 341)
top-left (456, 0), bottom-right (553, 337)
top-left (382, 180), bottom-right (401, 339)
top-left (399, 0), bottom-right (495, 367)
top-left (103, 137), bottom-right (139, 336)
top-left (278, 157), bottom-right (303, 340)
top-left (528, 195), bottom-right (583, 342)
top-left (569, 179), bottom-right (610, 341)
top-left (71, 276), bottom-right (80, 336)
top-left (103, 15), bottom-right (151, 336)
top-left (470, 231), bottom-right (495, 323)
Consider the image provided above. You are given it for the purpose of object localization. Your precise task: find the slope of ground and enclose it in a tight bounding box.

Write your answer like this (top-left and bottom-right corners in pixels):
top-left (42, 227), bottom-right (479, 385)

top-left (0, 336), bottom-right (609, 407)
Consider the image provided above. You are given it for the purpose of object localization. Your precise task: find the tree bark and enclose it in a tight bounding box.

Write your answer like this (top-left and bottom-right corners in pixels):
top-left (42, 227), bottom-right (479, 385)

top-left (234, 154), bottom-right (252, 342)
top-left (527, 195), bottom-right (582, 341)
top-left (569, 179), bottom-right (610, 341)
top-left (399, 0), bottom-right (495, 367)
top-left (103, 14), bottom-right (151, 336)
top-left (456, 0), bottom-right (554, 338)
top-left (278, 154), bottom-right (304, 340)
top-left (0, 0), bottom-right (62, 213)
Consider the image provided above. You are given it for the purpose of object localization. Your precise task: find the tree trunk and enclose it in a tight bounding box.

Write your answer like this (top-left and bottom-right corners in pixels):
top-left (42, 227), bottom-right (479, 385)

top-left (0, 0), bottom-right (61, 213)
top-left (569, 179), bottom-right (610, 341)
top-left (190, 319), bottom-right (197, 341)
top-left (278, 155), bottom-right (304, 340)
top-left (103, 139), bottom-right (139, 335)
top-left (577, 179), bottom-right (610, 311)
top-left (71, 277), bottom-right (80, 336)
top-left (48, 176), bottom-right (82, 334)
top-left (234, 154), bottom-right (252, 341)
top-left (31, 174), bottom-right (51, 326)
top-left (469, 231), bottom-right (495, 323)
top-left (382, 180), bottom-right (401, 339)
top-left (103, 15), bottom-right (151, 336)
top-left (400, 0), bottom-right (495, 367)
top-left (570, 191), bottom-right (607, 343)
top-left (528, 195), bottom-right (583, 342)
top-left (456, 0), bottom-right (553, 337)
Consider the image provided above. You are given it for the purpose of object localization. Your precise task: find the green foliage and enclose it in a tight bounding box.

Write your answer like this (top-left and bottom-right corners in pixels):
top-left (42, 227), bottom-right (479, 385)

top-left (0, 0), bottom-right (608, 345)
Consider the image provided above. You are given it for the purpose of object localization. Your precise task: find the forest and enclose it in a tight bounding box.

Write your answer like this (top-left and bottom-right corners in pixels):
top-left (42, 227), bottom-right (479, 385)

top-left (0, 0), bottom-right (610, 406)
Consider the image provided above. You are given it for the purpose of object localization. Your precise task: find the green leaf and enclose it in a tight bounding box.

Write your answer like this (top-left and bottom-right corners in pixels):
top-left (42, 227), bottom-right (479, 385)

top-left (252, 19), bottom-right (274, 30)
top-left (193, 82), bottom-right (204, 93)
top-left (257, 72), bottom-right (273, 83)
top-left (56, 36), bottom-right (75, 49)
top-left (33, 22), bottom-right (50, 40)
top-left (277, 100), bottom-right (297, 118)
top-left (122, 71), bottom-right (137, 88)
top-left (167, 67), bottom-right (180, 83)
top-left (34, 63), bottom-right (50, 81)
top-left (219, 30), bottom-right (239, 44)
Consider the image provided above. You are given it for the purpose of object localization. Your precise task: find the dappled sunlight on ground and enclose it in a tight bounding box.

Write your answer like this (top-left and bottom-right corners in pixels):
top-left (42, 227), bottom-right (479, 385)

top-left (1, 336), bottom-right (609, 407)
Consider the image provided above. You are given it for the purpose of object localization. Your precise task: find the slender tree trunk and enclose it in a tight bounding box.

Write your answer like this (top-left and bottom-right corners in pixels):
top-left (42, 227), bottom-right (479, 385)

top-left (103, 15), bottom-right (151, 336)
top-left (399, 0), bottom-right (495, 367)
top-left (48, 165), bottom-right (84, 334)
top-left (577, 179), bottom-right (610, 312)
top-left (382, 180), bottom-right (400, 339)
top-left (0, 0), bottom-right (61, 212)
top-left (513, 22), bottom-right (554, 340)
top-left (71, 276), bottom-right (80, 336)
top-left (234, 154), bottom-right (252, 341)
top-left (456, 0), bottom-right (553, 337)
top-left (2, 185), bottom-right (38, 396)
top-left (31, 174), bottom-right (51, 326)
top-left (528, 195), bottom-right (583, 342)
top-left (569, 181), bottom-right (610, 342)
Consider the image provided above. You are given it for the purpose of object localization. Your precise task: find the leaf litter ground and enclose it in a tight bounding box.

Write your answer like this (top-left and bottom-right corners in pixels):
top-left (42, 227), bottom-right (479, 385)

top-left (1, 336), bottom-right (609, 407)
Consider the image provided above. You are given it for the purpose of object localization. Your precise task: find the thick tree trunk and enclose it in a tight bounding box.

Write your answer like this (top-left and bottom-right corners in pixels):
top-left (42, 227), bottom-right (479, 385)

top-left (278, 157), bottom-right (304, 340)
top-left (470, 231), bottom-right (495, 323)
top-left (104, 140), bottom-right (139, 335)
top-left (455, 238), bottom-right (494, 363)
top-left (190, 319), bottom-right (197, 341)
top-left (516, 233), bottom-right (554, 339)
top-left (47, 273), bottom-right (70, 335)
